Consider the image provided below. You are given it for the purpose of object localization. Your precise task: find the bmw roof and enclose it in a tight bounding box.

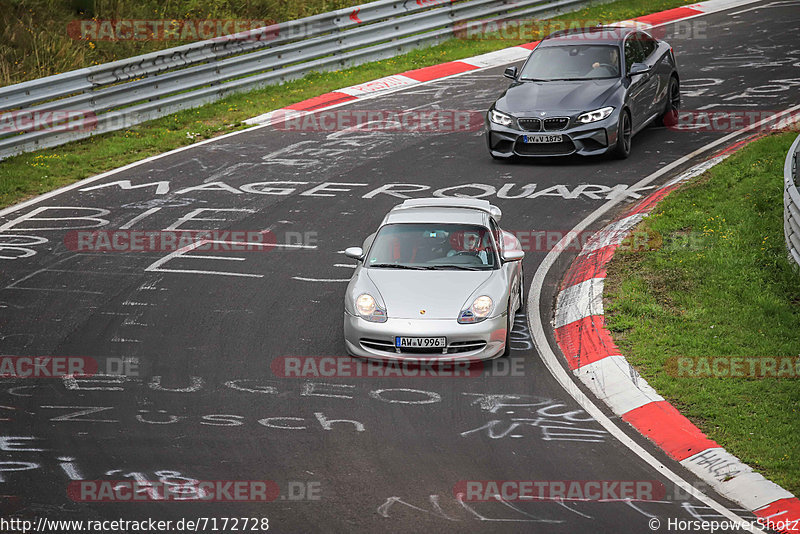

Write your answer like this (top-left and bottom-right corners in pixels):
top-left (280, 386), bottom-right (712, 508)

top-left (540, 25), bottom-right (640, 46)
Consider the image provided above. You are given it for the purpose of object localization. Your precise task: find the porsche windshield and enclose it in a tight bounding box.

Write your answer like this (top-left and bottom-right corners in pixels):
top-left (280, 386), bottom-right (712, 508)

top-left (366, 223), bottom-right (498, 270)
top-left (519, 44), bottom-right (621, 81)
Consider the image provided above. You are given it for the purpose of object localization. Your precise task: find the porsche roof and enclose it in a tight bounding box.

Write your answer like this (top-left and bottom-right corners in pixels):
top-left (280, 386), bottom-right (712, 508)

top-left (382, 206), bottom-right (489, 226)
top-left (383, 198), bottom-right (497, 226)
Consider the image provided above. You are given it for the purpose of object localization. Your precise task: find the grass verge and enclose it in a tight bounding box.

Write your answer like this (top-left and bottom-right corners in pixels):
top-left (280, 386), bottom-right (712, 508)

top-left (604, 131), bottom-right (800, 495)
top-left (0, 0), bottom-right (696, 209)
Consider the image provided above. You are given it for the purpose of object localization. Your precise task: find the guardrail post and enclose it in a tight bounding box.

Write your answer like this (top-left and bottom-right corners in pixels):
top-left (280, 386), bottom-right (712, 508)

top-left (784, 134), bottom-right (800, 272)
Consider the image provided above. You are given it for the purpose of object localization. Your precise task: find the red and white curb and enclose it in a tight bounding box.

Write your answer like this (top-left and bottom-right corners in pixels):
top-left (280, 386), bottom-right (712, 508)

top-left (244, 0), bottom-right (756, 127)
top-left (553, 152), bottom-right (800, 531)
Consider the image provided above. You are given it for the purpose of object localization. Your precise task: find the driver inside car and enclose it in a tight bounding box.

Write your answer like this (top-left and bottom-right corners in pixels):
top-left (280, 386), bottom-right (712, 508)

top-left (447, 230), bottom-right (489, 264)
top-left (590, 47), bottom-right (620, 76)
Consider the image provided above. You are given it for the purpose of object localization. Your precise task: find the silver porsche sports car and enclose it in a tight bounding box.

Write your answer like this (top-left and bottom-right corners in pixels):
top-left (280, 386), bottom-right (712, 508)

top-left (343, 198), bottom-right (524, 361)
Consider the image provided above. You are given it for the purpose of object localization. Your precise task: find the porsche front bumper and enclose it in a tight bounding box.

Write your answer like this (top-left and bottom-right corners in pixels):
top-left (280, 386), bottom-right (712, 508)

top-left (343, 312), bottom-right (507, 362)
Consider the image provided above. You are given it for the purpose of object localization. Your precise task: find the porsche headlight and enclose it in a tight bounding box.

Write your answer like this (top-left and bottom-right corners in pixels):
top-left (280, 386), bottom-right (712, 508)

top-left (356, 293), bottom-right (387, 322)
top-left (489, 109), bottom-right (514, 127)
top-left (577, 106), bottom-right (614, 124)
top-left (356, 294), bottom-right (376, 315)
top-left (458, 295), bottom-right (494, 324)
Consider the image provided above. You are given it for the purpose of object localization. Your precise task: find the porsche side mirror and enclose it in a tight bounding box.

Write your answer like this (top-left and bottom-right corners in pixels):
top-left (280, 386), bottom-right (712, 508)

top-left (503, 250), bottom-right (525, 262)
top-left (345, 247), bottom-right (364, 260)
top-left (503, 66), bottom-right (518, 80)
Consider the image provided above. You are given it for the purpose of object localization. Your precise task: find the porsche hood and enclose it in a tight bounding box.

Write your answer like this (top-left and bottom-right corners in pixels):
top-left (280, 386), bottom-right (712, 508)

top-left (365, 269), bottom-right (493, 319)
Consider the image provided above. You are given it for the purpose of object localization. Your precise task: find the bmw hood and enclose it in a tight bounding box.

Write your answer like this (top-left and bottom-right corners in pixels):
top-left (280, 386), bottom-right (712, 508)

top-left (365, 270), bottom-right (493, 319)
top-left (496, 78), bottom-right (621, 114)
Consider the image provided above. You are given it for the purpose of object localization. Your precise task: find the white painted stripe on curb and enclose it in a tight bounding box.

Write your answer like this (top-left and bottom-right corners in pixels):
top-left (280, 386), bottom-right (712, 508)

top-left (681, 448), bottom-right (795, 511)
top-left (579, 213), bottom-right (645, 255)
top-left (574, 355), bottom-right (665, 415)
top-left (458, 46), bottom-right (532, 68)
top-left (689, 0), bottom-right (758, 13)
top-left (554, 277), bottom-right (604, 328)
top-left (664, 154), bottom-right (729, 188)
top-left (334, 74), bottom-right (420, 97)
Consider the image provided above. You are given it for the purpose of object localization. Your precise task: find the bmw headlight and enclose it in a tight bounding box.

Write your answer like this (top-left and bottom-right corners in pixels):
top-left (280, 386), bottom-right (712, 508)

top-left (489, 109), bottom-right (514, 127)
top-left (577, 106), bottom-right (614, 124)
top-left (458, 295), bottom-right (494, 324)
top-left (356, 293), bottom-right (387, 323)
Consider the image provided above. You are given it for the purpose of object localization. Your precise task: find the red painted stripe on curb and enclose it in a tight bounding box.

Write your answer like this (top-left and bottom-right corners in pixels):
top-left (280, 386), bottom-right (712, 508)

top-left (625, 184), bottom-right (680, 216)
top-left (285, 91), bottom-right (357, 111)
top-left (555, 315), bottom-right (621, 370)
top-left (561, 244), bottom-right (617, 288)
top-left (622, 401), bottom-right (719, 461)
top-left (634, 6), bottom-right (703, 26)
top-left (754, 498), bottom-right (800, 533)
top-left (714, 132), bottom-right (766, 158)
top-left (518, 40), bottom-right (540, 50)
top-left (401, 61), bottom-right (479, 82)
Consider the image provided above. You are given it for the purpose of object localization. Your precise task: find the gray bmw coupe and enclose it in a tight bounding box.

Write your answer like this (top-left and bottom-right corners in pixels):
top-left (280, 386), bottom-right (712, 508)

top-left (486, 26), bottom-right (680, 159)
top-left (343, 198), bottom-right (524, 362)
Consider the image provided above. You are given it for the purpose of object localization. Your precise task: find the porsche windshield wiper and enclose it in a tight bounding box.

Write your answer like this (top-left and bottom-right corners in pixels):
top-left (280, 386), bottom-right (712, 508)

top-left (426, 265), bottom-right (484, 271)
top-left (369, 263), bottom-right (429, 270)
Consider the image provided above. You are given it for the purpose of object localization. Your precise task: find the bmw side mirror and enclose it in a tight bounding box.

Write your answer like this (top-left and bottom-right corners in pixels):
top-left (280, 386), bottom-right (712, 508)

top-left (503, 66), bottom-right (518, 80)
top-left (628, 62), bottom-right (651, 77)
top-left (345, 247), bottom-right (364, 260)
top-left (503, 250), bottom-right (525, 262)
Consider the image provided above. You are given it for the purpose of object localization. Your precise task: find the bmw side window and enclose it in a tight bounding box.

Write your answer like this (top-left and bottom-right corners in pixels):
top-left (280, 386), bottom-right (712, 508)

top-left (638, 33), bottom-right (657, 58)
top-left (624, 37), bottom-right (645, 72)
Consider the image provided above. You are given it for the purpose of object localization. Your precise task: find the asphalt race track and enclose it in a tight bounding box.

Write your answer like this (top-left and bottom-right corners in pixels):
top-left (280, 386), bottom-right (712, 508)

top-left (1, 1), bottom-right (799, 532)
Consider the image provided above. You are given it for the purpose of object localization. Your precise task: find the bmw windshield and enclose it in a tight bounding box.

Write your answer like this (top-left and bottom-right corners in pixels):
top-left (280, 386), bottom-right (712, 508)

top-left (365, 223), bottom-right (498, 270)
top-left (519, 44), bottom-right (621, 81)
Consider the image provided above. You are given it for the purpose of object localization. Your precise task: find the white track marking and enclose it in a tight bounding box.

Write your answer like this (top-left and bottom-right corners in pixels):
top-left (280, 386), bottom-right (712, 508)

top-left (528, 104), bottom-right (800, 531)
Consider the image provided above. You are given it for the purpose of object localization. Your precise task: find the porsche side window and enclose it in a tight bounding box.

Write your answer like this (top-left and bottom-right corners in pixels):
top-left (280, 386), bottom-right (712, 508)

top-left (489, 219), bottom-right (503, 250)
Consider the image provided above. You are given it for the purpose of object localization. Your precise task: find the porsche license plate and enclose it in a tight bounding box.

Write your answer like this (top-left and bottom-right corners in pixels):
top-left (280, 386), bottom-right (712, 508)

top-left (523, 134), bottom-right (562, 143)
top-left (395, 337), bottom-right (447, 348)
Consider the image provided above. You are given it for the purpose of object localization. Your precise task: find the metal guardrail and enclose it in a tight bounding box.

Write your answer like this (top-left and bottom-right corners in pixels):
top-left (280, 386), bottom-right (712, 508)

top-left (0, 0), bottom-right (597, 160)
top-left (784, 134), bottom-right (800, 270)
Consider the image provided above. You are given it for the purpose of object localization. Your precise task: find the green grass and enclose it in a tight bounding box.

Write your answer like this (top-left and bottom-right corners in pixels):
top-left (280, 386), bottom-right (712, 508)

top-left (1, 0), bottom-right (365, 85)
top-left (604, 132), bottom-right (800, 495)
top-left (0, 0), bottom-right (697, 209)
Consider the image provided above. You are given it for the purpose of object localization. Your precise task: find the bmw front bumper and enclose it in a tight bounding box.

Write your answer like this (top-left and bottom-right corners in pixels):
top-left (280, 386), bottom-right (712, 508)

top-left (486, 113), bottom-right (620, 158)
top-left (343, 312), bottom-right (507, 362)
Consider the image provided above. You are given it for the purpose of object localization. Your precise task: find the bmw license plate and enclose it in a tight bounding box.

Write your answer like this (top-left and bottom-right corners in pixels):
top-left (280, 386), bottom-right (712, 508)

top-left (523, 134), bottom-right (562, 143)
top-left (395, 337), bottom-right (447, 349)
